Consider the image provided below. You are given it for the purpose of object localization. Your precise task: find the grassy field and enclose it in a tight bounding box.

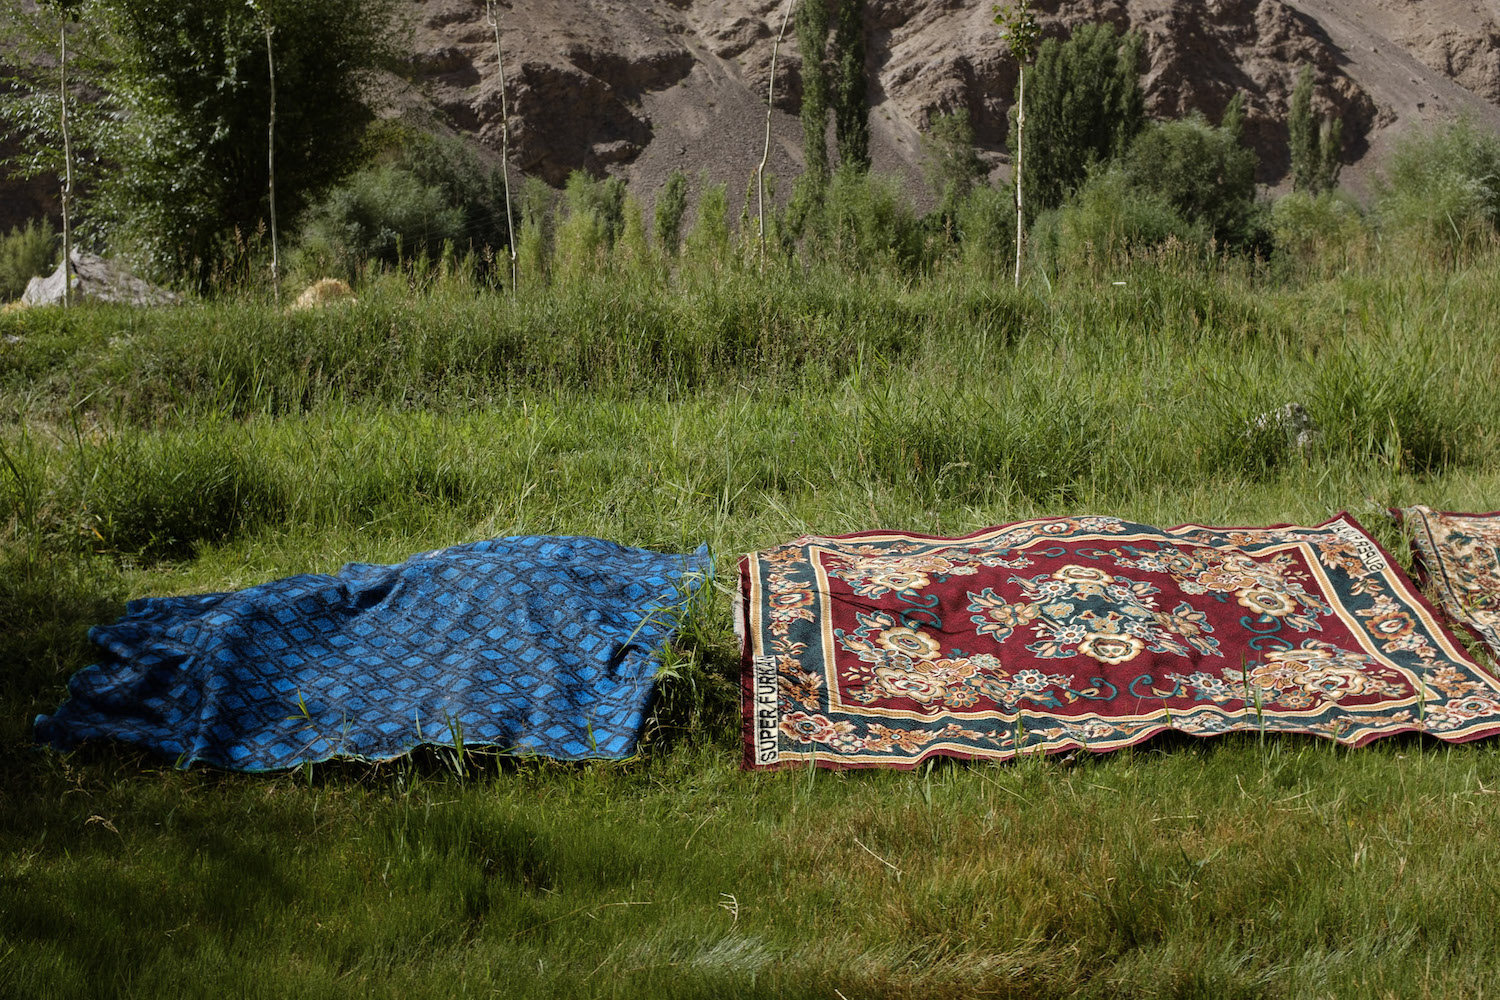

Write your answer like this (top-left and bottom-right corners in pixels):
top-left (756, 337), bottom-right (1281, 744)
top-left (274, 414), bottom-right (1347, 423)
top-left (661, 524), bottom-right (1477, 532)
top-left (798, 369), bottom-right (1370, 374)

top-left (4, 251), bottom-right (1500, 998)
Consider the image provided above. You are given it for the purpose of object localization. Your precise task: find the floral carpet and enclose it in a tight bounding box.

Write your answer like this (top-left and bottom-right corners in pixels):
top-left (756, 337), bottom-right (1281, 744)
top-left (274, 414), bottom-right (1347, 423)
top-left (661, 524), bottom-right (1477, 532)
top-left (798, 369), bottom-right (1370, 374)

top-left (738, 515), bottom-right (1500, 769)
top-left (1399, 505), bottom-right (1500, 662)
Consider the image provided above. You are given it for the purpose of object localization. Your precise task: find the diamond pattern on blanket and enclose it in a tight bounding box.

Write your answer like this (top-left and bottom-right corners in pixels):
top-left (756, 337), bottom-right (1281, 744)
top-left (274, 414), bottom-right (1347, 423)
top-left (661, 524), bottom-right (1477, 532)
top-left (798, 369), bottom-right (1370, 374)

top-left (36, 536), bottom-right (710, 770)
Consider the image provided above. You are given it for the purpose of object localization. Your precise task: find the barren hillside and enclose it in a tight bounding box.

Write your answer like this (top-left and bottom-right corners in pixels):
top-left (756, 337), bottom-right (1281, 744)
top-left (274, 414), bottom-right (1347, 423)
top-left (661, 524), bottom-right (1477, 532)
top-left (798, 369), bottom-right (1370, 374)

top-left (392, 0), bottom-right (1500, 203)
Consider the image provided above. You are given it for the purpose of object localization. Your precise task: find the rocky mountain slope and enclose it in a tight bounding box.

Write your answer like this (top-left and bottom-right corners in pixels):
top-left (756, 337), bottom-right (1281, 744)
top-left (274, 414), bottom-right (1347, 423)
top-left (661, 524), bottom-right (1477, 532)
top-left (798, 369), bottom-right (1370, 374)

top-left (5, 0), bottom-right (1500, 234)
top-left (394, 0), bottom-right (1500, 205)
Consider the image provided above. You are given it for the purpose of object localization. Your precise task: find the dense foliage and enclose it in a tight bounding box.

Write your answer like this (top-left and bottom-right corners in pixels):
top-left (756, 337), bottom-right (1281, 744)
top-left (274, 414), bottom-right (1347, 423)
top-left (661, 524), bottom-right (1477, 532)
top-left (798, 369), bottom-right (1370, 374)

top-left (794, 0), bottom-right (831, 189)
top-left (1123, 100), bottom-right (1261, 246)
top-left (921, 109), bottom-right (989, 223)
top-left (1375, 116), bottom-right (1500, 258)
top-left (0, 218), bottom-right (56, 298)
top-left (653, 169), bottom-right (690, 255)
top-left (96, 0), bottom-right (398, 286)
top-left (1288, 65), bottom-right (1343, 195)
top-left (1011, 21), bottom-right (1145, 217)
top-left (832, 0), bottom-right (869, 170)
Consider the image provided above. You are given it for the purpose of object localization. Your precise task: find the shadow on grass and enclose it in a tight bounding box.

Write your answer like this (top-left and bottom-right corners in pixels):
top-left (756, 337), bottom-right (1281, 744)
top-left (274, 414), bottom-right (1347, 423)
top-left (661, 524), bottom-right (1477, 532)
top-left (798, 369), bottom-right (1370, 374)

top-left (0, 552), bottom-right (125, 791)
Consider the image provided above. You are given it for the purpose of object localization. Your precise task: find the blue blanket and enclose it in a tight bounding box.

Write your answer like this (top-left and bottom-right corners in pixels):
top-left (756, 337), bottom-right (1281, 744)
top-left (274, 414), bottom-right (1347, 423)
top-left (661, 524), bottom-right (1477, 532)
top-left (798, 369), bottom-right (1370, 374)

top-left (36, 536), bottom-right (711, 770)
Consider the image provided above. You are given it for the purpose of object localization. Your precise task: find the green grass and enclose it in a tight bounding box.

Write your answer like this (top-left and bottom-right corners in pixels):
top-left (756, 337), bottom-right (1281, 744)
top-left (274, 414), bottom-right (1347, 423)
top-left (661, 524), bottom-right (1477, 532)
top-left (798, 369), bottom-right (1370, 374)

top-left (4, 251), bottom-right (1500, 998)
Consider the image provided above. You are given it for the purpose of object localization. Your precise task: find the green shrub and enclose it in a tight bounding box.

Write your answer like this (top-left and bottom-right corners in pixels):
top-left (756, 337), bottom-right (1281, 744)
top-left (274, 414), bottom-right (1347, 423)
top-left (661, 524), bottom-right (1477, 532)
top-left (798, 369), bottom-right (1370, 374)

top-left (1124, 114), bottom-right (1259, 246)
top-left (294, 164), bottom-right (465, 280)
top-left (547, 171), bottom-right (631, 282)
top-left (653, 170), bottom-right (690, 255)
top-left (553, 202), bottom-right (607, 283)
top-left (810, 164), bottom-right (926, 273)
top-left (515, 176), bottom-right (556, 288)
top-left (1271, 191), bottom-right (1366, 274)
top-left (518, 176), bottom-right (555, 234)
top-left (397, 130), bottom-right (517, 257)
top-left (562, 171), bottom-right (627, 247)
top-left (683, 180), bottom-right (731, 267)
top-left (1043, 168), bottom-right (1201, 273)
top-left (1375, 117), bottom-right (1500, 259)
top-left (516, 218), bottom-right (550, 290)
top-left (923, 110), bottom-right (987, 215)
top-left (0, 219), bottom-right (57, 301)
top-left (951, 182), bottom-right (1016, 278)
top-left (614, 195), bottom-right (653, 273)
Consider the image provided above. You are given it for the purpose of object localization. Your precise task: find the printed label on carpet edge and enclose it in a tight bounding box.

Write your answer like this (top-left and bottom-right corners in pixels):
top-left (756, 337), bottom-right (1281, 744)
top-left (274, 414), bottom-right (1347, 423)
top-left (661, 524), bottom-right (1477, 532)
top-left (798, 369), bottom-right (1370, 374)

top-left (752, 655), bottom-right (780, 765)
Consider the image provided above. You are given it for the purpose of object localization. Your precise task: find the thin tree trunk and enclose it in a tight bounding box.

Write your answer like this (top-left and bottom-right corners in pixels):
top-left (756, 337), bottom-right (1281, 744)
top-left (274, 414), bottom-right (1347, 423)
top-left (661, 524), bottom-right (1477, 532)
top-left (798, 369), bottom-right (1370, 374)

top-left (1013, 64), bottom-right (1023, 289)
top-left (265, 23), bottom-right (279, 304)
top-left (758, 0), bottom-right (793, 263)
top-left (59, 21), bottom-right (72, 309)
top-left (488, 0), bottom-right (518, 296)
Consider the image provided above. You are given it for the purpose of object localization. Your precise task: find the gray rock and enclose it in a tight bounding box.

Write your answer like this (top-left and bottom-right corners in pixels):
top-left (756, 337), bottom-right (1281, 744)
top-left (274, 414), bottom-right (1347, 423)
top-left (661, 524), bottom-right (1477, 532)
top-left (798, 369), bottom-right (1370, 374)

top-left (1252, 402), bottom-right (1322, 450)
top-left (22, 251), bottom-right (181, 308)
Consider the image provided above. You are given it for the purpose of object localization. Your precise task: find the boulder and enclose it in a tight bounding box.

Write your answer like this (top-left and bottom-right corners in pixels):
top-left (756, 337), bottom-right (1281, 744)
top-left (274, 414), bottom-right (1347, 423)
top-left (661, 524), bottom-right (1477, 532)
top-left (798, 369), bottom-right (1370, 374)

top-left (22, 252), bottom-right (180, 308)
top-left (1253, 401), bottom-right (1322, 450)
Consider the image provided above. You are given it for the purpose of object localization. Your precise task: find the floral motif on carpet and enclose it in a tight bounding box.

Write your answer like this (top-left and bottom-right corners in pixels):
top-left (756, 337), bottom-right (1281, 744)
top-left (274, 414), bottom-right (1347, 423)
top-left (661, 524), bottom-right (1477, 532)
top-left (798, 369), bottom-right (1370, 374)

top-left (738, 515), bottom-right (1500, 769)
top-left (1398, 505), bottom-right (1500, 661)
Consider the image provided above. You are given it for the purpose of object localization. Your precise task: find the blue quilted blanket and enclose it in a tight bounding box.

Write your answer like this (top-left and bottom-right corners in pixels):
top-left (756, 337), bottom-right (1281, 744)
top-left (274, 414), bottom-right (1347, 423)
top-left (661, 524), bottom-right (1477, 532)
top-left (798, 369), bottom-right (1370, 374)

top-left (35, 536), bottom-right (711, 770)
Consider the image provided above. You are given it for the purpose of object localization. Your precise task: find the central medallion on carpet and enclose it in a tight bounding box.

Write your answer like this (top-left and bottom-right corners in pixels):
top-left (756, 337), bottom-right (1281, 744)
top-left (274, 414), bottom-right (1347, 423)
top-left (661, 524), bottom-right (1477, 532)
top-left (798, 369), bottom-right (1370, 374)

top-left (738, 515), bottom-right (1500, 769)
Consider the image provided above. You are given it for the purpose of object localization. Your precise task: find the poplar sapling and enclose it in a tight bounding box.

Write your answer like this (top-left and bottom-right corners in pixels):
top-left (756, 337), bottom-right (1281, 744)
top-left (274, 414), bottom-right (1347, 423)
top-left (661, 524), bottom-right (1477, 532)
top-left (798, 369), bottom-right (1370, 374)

top-left (486, 0), bottom-right (519, 296)
top-left (40, 0), bottom-right (86, 307)
top-left (247, 1), bottom-right (280, 303)
top-left (994, 0), bottom-right (1039, 288)
top-left (758, 0), bottom-right (794, 263)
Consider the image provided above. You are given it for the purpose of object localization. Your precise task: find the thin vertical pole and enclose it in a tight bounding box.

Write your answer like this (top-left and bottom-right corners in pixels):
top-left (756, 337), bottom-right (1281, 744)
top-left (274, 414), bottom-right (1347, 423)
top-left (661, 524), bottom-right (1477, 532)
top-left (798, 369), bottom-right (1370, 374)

top-left (488, 0), bottom-right (518, 297)
top-left (1013, 64), bottom-right (1024, 289)
top-left (758, 0), bottom-right (793, 263)
top-left (265, 23), bottom-right (280, 304)
top-left (59, 20), bottom-right (73, 308)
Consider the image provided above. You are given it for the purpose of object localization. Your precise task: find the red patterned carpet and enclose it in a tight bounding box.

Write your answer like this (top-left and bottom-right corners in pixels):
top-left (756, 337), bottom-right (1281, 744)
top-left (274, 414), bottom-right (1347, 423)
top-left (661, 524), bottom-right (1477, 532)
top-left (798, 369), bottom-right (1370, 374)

top-left (740, 515), bottom-right (1500, 769)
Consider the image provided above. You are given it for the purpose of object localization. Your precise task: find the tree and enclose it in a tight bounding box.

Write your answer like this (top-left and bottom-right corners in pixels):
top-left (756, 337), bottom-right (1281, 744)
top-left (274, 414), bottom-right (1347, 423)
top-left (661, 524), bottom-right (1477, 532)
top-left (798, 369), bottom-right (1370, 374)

top-left (794, 0), bottom-right (830, 190)
top-left (246, 0), bottom-right (279, 301)
top-left (832, 0), bottom-right (868, 170)
top-left (922, 109), bottom-right (987, 216)
top-left (1288, 65), bottom-right (1342, 194)
top-left (994, 0), bottom-right (1039, 287)
top-left (757, 0), bottom-right (795, 260)
top-left (653, 169), bottom-right (689, 255)
top-left (95, 0), bottom-right (397, 287)
top-left (1, 0), bottom-right (96, 306)
top-left (485, 0), bottom-right (518, 294)
top-left (48, 0), bottom-right (82, 306)
top-left (1007, 21), bottom-right (1145, 218)
top-left (1124, 103), bottom-right (1258, 245)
